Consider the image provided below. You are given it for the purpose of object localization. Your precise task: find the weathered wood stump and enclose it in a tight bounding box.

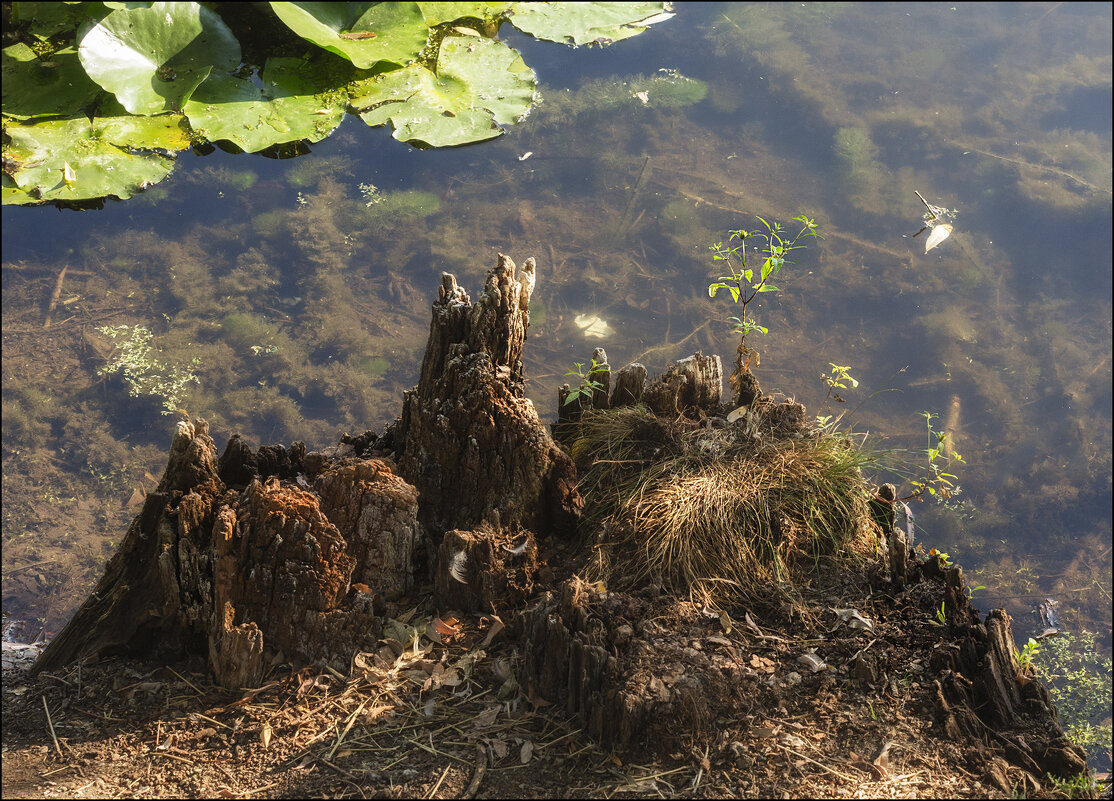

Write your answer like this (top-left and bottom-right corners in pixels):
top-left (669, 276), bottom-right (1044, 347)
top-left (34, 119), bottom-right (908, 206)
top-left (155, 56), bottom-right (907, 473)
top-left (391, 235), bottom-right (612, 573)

top-left (27, 249), bottom-right (1088, 789)
top-left (610, 361), bottom-right (647, 408)
top-left (393, 255), bottom-right (580, 539)
top-left (643, 351), bottom-right (722, 416)
top-left (33, 253), bottom-right (580, 685)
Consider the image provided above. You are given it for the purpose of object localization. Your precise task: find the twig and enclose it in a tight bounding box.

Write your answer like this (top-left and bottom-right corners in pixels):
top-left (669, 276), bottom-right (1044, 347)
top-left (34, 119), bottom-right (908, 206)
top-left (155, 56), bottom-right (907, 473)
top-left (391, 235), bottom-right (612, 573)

top-left (4, 558), bottom-right (57, 576)
top-left (327, 695), bottom-right (370, 760)
top-left (319, 756), bottom-right (359, 781)
top-left (42, 695), bottom-right (63, 757)
top-left (408, 736), bottom-right (474, 765)
top-left (164, 665), bottom-right (204, 695)
top-left (848, 638), bottom-right (878, 664)
top-left (241, 781), bottom-right (280, 797)
top-left (43, 265), bottom-right (68, 329)
top-left (956, 144), bottom-right (1109, 194)
top-left (776, 743), bottom-right (861, 782)
top-left (462, 745), bottom-right (487, 799)
top-left (192, 712), bottom-right (232, 730)
top-left (427, 764), bottom-right (452, 799)
top-left (154, 751), bottom-right (193, 764)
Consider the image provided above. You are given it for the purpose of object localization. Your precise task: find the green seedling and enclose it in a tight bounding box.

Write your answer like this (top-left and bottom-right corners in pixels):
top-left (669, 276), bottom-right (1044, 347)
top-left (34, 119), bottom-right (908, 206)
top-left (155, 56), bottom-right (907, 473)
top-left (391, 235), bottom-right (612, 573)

top-left (708, 215), bottom-right (819, 392)
top-left (899, 411), bottom-right (964, 503)
top-left (563, 357), bottom-right (607, 407)
top-left (1015, 637), bottom-right (1040, 676)
top-left (816, 363), bottom-right (859, 426)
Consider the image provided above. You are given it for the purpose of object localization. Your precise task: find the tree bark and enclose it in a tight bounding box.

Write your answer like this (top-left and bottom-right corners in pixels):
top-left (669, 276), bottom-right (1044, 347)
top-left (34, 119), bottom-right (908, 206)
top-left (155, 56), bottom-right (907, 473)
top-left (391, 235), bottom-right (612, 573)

top-left (393, 254), bottom-right (580, 539)
top-left (33, 253), bottom-right (580, 686)
top-left (643, 351), bottom-right (723, 416)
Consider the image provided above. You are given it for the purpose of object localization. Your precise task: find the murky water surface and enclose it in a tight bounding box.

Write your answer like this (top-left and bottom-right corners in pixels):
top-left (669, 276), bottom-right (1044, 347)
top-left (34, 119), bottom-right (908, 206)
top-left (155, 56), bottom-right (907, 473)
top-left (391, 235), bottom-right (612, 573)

top-left (3, 0), bottom-right (1110, 729)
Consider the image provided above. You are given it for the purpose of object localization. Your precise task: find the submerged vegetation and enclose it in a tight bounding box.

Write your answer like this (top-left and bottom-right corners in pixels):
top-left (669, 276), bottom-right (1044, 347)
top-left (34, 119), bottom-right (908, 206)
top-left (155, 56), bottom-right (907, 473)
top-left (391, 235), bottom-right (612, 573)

top-left (1034, 629), bottom-right (1113, 769)
top-left (96, 325), bottom-right (201, 415)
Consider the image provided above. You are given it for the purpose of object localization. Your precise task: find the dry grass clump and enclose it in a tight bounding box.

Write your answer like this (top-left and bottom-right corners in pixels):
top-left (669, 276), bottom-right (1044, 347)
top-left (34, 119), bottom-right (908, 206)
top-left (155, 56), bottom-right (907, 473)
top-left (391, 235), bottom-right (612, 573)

top-left (572, 405), bottom-right (879, 605)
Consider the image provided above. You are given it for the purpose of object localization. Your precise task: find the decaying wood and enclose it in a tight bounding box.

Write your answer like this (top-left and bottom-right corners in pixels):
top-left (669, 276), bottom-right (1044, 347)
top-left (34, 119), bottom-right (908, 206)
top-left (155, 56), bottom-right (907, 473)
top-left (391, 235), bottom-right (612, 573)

top-left (393, 254), bottom-right (580, 538)
top-left (43, 264), bottom-right (68, 329)
top-left (519, 579), bottom-right (750, 750)
top-left (435, 528), bottom-right (540, 612)
top-left (610, 362), bottom-right (647, 408)
top-left (34, 253), bottom-right (578, 688)
top-left (28, 250), bottom-right (1088, 788)
top-left (643, 351), bottom-right (722, 416)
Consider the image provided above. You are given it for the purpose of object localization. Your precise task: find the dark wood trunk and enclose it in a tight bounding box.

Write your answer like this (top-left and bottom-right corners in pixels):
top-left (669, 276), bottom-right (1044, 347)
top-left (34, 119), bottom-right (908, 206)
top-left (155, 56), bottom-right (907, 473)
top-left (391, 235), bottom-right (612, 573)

top-left (33, 254), bottom-right (580, 685)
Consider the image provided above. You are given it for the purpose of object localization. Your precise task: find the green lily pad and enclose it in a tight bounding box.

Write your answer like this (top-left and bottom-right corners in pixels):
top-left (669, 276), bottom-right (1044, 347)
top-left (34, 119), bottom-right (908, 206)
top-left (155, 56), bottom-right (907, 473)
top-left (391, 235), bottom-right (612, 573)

top-left (417, 2), bottom-right (514, 26)
top-left (9, 2), bottom-right (105, 39)
top-left (184, 58), bottom-right (349, 152)
top-left (351, 35), bottom-right (534, 147)
top-left (270, 2), bottom-right (429, 70)
top-left (507, 1), bottom-right (672, 46)
top-left (78, 1), bottom-right (240, 115)
top-left (2, 44), bottom-right (104, 119)
top-left (2, 114), bottom-right (187, 204)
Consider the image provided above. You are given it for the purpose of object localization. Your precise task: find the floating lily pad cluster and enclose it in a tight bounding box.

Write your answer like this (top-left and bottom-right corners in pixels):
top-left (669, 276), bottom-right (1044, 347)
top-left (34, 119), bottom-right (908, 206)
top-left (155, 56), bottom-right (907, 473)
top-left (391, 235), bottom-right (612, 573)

top-left (2, 1), bottom-right (674, 205)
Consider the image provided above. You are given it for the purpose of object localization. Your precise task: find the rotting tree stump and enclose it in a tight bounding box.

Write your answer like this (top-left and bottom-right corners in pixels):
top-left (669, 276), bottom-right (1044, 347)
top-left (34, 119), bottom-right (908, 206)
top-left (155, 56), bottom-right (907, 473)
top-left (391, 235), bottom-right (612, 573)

top-left (33, 253), bottom-right (581, 687)
top-left (29, 251), bottom-right (1088, 788)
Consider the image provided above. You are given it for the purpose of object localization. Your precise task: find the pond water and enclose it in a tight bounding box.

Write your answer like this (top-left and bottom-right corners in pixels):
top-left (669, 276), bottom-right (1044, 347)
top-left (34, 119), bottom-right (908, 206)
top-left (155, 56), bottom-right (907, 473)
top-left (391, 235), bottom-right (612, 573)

top-left (2, 0), bottom-right (1110, 757)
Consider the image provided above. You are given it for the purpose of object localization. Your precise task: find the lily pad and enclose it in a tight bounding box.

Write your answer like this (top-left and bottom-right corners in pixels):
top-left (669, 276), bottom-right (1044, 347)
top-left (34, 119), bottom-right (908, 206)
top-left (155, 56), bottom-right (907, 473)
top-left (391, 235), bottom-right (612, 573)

top-left (2, 44), bottom-right (103, 119)
top-left (78, 1), bottom-right (241, 115)
top-left (417, 2), bottom-right (514, 26)
top-left (507, 1), bottom-right (673, 46)
top-left (352, 36), bottom-right (535, 147)
top-left (3, 114), bottom-right (187, 204)
top-left (270, 2), bottom-right (429, 69)
top-left (9, 2), bottom-right (104, 39)
top-left (184, 58), bottom-right (349, 152)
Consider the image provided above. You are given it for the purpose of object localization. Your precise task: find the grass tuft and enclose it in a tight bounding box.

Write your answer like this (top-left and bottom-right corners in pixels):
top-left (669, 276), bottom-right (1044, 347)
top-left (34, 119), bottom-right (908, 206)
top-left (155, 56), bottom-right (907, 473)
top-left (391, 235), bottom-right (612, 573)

top-left (572, 404), bottom-right (880, 605)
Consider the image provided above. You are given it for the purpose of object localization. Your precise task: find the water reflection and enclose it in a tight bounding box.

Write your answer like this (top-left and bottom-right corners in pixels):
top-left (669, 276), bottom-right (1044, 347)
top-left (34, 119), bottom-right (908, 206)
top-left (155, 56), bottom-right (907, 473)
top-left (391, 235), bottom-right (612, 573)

top-left (2, 0), bottom-right (1110, 740)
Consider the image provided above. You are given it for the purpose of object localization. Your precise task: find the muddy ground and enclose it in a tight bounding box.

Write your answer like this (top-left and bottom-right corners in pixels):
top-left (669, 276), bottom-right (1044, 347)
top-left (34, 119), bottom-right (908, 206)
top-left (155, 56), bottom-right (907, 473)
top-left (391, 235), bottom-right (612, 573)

top-left (1, 540), bottom-right (1076, 800)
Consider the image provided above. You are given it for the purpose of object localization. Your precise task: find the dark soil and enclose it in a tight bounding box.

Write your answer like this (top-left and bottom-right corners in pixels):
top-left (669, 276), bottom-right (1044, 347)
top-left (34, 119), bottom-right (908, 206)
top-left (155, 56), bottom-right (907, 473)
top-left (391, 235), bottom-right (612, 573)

top-left (1, 553), bottom-right (1077, 798)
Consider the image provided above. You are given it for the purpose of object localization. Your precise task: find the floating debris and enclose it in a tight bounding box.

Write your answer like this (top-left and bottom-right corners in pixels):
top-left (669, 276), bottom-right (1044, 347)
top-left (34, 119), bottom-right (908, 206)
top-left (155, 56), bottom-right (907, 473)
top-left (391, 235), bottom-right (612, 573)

top-left (912, 190), bottom-right (957, 253)
top-left (924, 223), bottom-right (953, 253)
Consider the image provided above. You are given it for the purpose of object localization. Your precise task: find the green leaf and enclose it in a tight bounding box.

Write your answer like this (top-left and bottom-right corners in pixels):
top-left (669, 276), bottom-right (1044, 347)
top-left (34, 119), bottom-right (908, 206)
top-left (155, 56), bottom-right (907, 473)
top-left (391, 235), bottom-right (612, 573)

top-left (3, 114), bottom-right (184, 204)
top-left (10, 2), bottom-right (104, 39)
top-left (756, 284), bottom-right (779, 292)
top-left (507, 2), bottom-right (672, 46)
top-left (184, 58), bottom-right (349, 152)
top-left (78, 1), bottom-right (240, 115)
top-left (2, 44), bottom-right (104, 119)
top-left (270, 2), bottom-right (429, 69)
top-left (417, 2), bottom-right (514, 26)
top-left (352, 36), bottom-right (534, 147)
